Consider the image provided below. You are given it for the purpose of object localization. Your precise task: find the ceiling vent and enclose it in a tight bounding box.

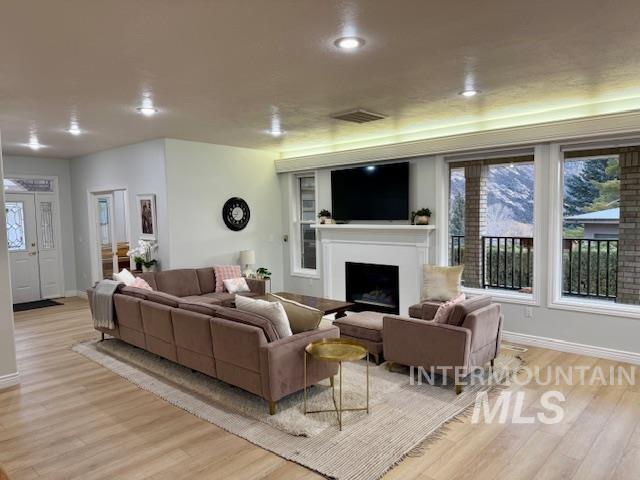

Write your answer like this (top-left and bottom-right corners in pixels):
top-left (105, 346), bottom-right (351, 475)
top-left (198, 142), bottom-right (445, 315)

top-left (331, 109), bottom-right (387, 124)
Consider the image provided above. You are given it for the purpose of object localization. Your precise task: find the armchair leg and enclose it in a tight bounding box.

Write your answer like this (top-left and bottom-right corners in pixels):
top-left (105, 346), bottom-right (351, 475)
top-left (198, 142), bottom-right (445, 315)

top-left (100, 332), bottom-right (105, 342)
top-left (455, 383), bottom-right (463, 395)
top-left (387, 361), bottom-right (395, 372)
top-left (330, 376), bottom-right (335, 387)
top-left (490, 358), bottom-right (495, 369)
top-left (268, 401), bottom-right (277, 415)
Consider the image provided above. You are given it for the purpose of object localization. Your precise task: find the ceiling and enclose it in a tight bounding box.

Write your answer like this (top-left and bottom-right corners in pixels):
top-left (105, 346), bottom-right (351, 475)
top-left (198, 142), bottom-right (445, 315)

top-left (3, 0), bottom-right (640, 159)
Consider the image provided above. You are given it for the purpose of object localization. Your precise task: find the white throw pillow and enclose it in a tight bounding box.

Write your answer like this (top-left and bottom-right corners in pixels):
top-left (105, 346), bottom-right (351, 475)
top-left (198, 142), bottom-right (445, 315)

top-left (235, 295), bottom-right (292, 338)
top-left (422, 265), bottom-right (464, 301)
top-left (113, 268), bottom-right (136, 286)
top-left (223, 277), bottom-right (250, 294)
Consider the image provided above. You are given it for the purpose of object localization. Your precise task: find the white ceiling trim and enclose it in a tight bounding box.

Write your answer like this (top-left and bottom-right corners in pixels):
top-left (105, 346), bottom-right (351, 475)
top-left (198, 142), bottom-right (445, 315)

top-left (274, 110), bottom-right (640, 173)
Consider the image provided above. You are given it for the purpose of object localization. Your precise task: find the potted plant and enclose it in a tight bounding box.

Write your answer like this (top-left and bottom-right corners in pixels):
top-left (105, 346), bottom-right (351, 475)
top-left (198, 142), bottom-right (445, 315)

top-left (127, 240), bottom-right (159, 272)
top-left (318, 209), bottom-right (332, 224)
top-left (411, 208), bottom-right (432, 225)
top-left (256, 267), bottom-right (271, 280)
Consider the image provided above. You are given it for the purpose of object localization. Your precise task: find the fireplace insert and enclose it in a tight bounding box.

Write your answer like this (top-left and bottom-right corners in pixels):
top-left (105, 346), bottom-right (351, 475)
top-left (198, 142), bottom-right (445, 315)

top-left (345, 262), bottom-right (400, 315)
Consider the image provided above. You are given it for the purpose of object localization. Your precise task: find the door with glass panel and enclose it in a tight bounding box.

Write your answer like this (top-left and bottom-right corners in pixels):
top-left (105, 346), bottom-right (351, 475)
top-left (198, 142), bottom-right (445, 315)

top-left (6, 194), bottom-right (41, 303)
top-left (95, 194), bottom-right (118, 280)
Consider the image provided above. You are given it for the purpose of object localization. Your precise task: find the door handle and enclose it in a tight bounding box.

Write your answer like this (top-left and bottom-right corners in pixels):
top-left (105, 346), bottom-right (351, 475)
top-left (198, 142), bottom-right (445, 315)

top-left (29, 251), bottom-right (37, 256)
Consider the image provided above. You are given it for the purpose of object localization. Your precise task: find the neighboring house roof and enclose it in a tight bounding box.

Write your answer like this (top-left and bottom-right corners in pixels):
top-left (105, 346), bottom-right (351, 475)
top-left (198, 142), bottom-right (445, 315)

top-left (564, 207), bottom-right (619, 224)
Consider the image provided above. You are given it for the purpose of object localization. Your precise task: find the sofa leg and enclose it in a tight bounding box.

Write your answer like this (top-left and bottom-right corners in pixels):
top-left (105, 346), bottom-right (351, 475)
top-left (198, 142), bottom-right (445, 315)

top-left (269, 401), bottom-right (277, 415)
top-left (455, 383), bottom-right (463, 395)
top-left (387, 361), bottom-right (395, 372)
top-left (100, 332), bottom-right (105, 342)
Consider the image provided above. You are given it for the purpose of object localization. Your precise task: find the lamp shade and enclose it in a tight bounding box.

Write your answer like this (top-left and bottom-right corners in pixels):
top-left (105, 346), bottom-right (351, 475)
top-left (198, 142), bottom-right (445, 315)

top-left (239, 249), bottom-right (255, 265)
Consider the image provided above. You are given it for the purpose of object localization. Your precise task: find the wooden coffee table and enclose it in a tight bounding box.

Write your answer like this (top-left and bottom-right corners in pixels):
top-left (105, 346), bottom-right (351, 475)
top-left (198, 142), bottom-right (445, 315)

top-left (269, 292), bottom-right (355, 318)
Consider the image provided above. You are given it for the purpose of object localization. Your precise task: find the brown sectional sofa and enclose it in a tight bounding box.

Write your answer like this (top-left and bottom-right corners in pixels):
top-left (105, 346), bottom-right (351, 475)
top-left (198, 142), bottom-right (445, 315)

top-left (87, 267), bottom-right (339, 414)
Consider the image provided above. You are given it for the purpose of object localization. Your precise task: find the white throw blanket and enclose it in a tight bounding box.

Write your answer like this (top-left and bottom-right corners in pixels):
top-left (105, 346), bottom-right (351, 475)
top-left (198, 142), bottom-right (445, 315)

top-left (92, 279), bottom-right (122, 330)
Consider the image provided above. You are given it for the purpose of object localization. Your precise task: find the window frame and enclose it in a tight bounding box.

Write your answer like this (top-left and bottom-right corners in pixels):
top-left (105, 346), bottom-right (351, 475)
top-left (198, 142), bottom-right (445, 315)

top-left (548, 139), bottom-right (640, 319)
top-left (290, 172), bottom-right (320, 279)
top-left (438, 147), bottom-right (542, 306)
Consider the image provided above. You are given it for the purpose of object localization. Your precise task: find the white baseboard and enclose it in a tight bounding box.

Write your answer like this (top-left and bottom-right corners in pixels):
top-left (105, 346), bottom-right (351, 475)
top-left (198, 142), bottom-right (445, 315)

top-left (503, 331), bottom-right (640, 365)
top-left (0, 371), bottom-right (20, 390)
top-left (65, 290), bottom-right (79, 297)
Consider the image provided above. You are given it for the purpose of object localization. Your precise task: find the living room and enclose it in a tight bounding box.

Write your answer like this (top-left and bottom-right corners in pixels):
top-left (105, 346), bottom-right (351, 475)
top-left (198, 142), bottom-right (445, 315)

top-left (1, 2), bottom-right (640, 479)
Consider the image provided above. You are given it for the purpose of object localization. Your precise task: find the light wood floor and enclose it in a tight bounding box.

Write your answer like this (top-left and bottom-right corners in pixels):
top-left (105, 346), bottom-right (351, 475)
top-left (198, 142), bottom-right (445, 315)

top-left (1, 297), bottom-right (639, 480)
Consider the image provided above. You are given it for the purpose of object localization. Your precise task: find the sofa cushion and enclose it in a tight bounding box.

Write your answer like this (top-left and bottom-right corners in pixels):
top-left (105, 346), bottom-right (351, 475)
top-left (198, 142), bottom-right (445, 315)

top-left (145, 290), bottom-right (182, 307)
top-left (213, 306), bottom-right (280, 342)
top-left (196, 267), bottom-right (216, 294)
top-left (155, 269), bottom-right (201, 297)
top-left (180, 295), bottom-right (223, 305)
top-left (135, 272), bottom-right (158, 290)
top-left (119, 286), bottom-right (151, 300)
top-left (268, 293), bottom-right (323, 334)
top-left (334, 311), bottom-right (383, 343)
top-left (235, 295), bottom-right (292, 338)
top-left (448, 295), bottom-right (492, 326)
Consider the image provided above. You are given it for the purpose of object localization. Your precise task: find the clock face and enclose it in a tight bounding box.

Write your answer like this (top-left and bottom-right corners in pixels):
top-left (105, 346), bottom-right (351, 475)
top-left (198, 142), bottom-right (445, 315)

top-left (222, 197), bottom-right (250, 231)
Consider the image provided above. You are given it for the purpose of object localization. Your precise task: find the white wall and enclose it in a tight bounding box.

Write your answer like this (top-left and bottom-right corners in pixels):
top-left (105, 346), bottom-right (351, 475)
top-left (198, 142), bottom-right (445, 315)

top-left (164, 139), bottom-right (283, 290)
top-left (0, 136), bottom-right (19, 388)
top-left (3, 155), bottom-right (77, 293)
top-left (280, 157), bottom-right (438, 295)
top-left (70, 139), bottom-right (169, 292)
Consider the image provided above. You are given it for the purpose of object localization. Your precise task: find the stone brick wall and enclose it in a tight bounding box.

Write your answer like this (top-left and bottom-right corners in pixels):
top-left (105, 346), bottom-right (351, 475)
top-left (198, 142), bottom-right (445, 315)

top-left (617, 150), bottom-right (640, 305)
top-left (463, 164), bottom-right (488, 288)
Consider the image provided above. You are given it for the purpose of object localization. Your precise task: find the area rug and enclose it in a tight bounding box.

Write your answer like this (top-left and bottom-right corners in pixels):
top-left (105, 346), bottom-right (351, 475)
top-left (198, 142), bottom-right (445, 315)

top-left (73, 339), bottom-right (521, 480)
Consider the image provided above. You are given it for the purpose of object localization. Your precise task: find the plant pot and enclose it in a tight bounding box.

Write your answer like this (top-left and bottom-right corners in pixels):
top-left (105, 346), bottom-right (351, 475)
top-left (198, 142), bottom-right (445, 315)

top-left (319, 216), bottom-right (329, 224)
top-left (142, 264), bottom-right (157, 273)
top-left (135, 262), bottom-right (142, 271)
top-left (414, 215), bottom-right (430, 225)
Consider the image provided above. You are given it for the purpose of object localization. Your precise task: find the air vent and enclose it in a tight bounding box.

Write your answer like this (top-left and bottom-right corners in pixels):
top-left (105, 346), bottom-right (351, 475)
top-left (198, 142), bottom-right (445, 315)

top-left (331, 109), bottom-right (387, 124)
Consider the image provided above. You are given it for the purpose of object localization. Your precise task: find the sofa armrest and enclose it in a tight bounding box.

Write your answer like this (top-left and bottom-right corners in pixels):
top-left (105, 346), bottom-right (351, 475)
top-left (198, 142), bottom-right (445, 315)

top-left (259, 326), bottom-right (340, 402)
top-left (383, 315), bottom-right (471, 378)
top-left (246, 278), bottom-right (266, 295)
top-left (408, 301), bottom-right (442, 320)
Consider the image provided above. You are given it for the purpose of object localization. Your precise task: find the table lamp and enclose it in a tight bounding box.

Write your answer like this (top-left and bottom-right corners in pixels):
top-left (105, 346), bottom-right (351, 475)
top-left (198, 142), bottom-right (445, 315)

top-left (240, 249), bottom-right (255, 277)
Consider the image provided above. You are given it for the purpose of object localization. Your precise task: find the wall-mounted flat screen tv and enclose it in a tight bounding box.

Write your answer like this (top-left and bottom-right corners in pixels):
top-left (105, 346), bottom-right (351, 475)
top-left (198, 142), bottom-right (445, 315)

top-left (331, 162), bottom-right (409, 221)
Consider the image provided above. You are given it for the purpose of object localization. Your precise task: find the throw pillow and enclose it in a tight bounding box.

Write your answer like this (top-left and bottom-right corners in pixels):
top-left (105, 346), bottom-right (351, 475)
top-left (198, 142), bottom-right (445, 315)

top-left (113, 268), bottom-right (136, 286)
top-left (422, 265), bottom-right (464, 302)
top-left (223, 277), bottom-right (250, 294)
top-left (131, 277), bottom-right (153, 291)
top-left (214, 265), bottom-right (242, 292)
top-left (268, 293), bottom-right (323, 334)
top-left (433, 293), bottom-right (466, 324)
top-left (235, 295), bottom-right (292, 338)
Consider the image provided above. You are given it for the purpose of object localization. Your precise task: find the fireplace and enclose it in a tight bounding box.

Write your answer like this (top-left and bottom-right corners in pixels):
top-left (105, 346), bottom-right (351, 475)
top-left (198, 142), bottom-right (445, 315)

top-left (345, 262), bottom-right (400, 315)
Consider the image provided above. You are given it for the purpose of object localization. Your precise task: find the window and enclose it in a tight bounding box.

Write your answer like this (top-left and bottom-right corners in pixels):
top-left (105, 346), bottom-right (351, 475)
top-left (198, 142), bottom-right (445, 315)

top-left (39, 201), bottom-right (55, 250)
top-left (562, 152), bottom-right (620, 302)
top-left (447, 156), bottom-right (535, 296)
top-left (299, 176), bottom-right (317, 270)
top-left (3, 178), bottom-right (54, 193)
top-left (6, 201), bottom-right (27, 251)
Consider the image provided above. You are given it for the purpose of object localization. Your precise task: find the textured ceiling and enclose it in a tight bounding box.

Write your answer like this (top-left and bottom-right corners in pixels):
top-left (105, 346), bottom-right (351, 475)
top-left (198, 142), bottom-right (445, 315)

top-left (2, 0), bottom-right (640, 159)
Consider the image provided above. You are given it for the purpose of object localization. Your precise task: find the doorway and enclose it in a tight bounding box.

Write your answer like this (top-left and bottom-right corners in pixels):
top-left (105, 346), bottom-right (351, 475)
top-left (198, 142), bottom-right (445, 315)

top-left (4, 177), bottom-right (64, 304)
top-left (89, 189), bottom-right (130, 282)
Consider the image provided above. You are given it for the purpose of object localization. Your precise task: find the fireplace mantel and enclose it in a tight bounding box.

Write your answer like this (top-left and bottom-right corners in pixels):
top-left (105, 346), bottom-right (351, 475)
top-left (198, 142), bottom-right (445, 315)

top-left (313, 223), bottom-right (435, 314)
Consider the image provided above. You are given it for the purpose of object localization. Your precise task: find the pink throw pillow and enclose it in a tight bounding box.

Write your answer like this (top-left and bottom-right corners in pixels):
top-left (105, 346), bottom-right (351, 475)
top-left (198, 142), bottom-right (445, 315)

top-left (433, 293), bottom-right (466, 324)
top-left (132, 277), bottom-right (153, 291)
top-left (214, 265), bottom-right (242, 292)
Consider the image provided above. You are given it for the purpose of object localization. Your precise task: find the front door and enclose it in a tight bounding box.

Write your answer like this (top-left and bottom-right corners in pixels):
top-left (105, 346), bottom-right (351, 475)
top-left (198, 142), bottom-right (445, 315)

top-left (6, 194), bottom-right (41, 303)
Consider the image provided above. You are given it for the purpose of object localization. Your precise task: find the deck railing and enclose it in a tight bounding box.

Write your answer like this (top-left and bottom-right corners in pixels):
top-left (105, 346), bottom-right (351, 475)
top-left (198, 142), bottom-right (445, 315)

top-left (448, 236), bottom-right (618, 299)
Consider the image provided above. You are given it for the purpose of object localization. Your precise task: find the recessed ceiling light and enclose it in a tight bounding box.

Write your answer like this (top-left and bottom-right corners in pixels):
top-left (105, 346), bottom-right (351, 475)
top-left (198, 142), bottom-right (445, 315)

top-left (136, 106), bottom-right (158, 116)
top-left (334, 36), bottom-right (365, 50)
top-left (270, 128), bottom-right (284, 137)
top-left (67, 123), bottom-right (82, 136)
top-left (460, 89), bottom-right (479, 97)
top-left (28, 138), bottom-right (42, 150)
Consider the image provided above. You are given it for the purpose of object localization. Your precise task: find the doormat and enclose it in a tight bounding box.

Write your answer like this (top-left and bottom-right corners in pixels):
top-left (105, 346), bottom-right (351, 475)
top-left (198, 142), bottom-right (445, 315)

top-left (13, 299), bottom-right (62, 312)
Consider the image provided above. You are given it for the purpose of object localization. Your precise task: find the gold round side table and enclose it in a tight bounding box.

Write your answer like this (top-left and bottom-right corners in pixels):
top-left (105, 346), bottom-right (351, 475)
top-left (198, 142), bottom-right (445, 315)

top-left (303, 338), bottom-right (369, 430)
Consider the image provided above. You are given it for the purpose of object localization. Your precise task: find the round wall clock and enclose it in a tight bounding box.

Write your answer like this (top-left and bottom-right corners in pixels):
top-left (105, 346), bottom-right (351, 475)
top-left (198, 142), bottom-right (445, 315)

top-left (222, 197), bottom-right (251, 231)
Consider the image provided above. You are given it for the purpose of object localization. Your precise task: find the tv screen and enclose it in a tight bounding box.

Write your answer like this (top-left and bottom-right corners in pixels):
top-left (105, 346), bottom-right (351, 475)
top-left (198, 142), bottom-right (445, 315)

top-left (331, 162), bottom-right (409, 221)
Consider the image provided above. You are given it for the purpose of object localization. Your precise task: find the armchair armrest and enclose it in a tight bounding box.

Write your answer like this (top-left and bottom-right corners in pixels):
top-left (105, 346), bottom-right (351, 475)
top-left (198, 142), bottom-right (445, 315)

top-left (383, 315), bottom-right (471, 378)
top-left (259, 326), bottom-right (340, 402)
top-left (461, 304), bottom-right (502, 355)
top-left (246, 278), bottom-right (266, 295)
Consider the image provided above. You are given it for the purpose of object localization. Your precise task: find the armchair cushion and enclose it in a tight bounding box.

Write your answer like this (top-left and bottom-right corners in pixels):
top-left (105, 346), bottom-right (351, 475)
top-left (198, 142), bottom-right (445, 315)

top-left (448, 295), bottom-right (492, 327)
top-left (433, 293), bottom-right (466, 324)
top-left (408, 300), bottom-right (443, 320)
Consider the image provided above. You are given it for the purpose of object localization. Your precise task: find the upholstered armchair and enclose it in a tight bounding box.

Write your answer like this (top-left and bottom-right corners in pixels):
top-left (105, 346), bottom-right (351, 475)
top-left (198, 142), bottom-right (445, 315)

top-left (383, 295), bottom-right (503, 394)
